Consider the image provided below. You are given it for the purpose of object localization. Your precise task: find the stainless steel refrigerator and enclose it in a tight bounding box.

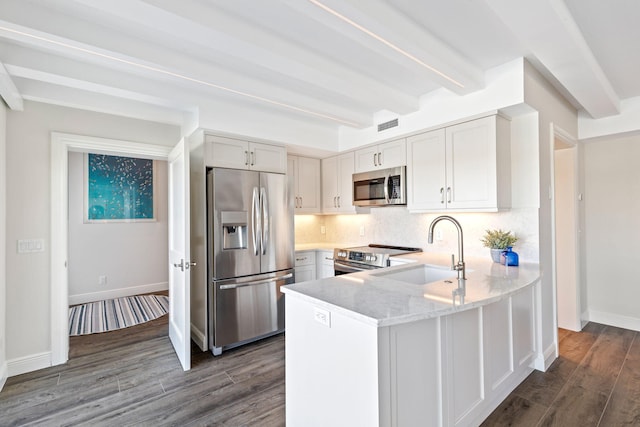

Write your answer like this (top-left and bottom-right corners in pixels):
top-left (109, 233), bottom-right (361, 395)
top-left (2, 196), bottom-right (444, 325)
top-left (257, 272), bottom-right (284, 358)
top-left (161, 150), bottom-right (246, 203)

top-left (206, 168), bottom-right (294, 355)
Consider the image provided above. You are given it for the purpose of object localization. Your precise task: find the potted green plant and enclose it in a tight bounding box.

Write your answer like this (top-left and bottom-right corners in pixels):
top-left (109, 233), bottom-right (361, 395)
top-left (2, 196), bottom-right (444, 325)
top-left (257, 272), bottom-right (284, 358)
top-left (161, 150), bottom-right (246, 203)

top-left (481, 229), bottom-right (518, 263)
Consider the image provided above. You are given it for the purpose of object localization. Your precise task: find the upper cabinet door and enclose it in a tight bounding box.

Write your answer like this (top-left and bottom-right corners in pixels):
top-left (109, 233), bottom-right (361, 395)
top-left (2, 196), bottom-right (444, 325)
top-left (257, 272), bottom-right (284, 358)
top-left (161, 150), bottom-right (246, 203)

top-left (321, 155), bottom-right (339, 213)
top-left (250, 142), bottom-right (287, 174)
top-left (205, 136), bottom-right (287, 173)
top-left (407, 129), bottom-right (446, 211)
top-left (354, 146), bottom-right (380, 173)
top-left (336, 152), bottom-right (355, 213)
top-left (289, 155), bottom-right (321, 214)
top-left (297, 157), bottom-right (321, 212)
top-left (446, 116), bottom-right (500, 210)
top-left (377, 139), bottom-right (406, 170)
top-left (354, 139), bottom-right (406, 173)
top-left (207, 136), bottom-right (250, 169)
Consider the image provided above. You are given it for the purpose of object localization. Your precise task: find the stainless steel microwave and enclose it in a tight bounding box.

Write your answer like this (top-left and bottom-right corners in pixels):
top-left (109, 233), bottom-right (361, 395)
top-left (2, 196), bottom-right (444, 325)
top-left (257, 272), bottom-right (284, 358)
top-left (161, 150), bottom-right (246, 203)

top-left (352, 166), bottom-right (406, 207)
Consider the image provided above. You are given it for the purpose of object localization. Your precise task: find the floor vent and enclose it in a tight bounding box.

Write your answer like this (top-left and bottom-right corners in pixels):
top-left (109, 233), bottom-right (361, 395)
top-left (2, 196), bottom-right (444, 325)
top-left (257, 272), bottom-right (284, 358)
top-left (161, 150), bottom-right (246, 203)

top-left (377, 118), bottom-right (398, 132)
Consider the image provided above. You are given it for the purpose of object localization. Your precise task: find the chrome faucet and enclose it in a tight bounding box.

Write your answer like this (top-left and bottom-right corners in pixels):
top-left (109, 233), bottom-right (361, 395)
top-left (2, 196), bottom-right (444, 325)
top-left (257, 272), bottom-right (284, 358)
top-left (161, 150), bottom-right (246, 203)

top-left (427, 215), bottom-right (466, 304)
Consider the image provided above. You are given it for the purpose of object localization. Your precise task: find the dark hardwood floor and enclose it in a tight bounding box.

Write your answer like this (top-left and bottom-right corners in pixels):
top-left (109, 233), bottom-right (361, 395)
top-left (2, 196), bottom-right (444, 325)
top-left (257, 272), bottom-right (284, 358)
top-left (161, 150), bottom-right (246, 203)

top-left (483, 322), bottom-right (640, 426)
top-left (2, 318), bottom-right (639, 426)
top-left (0, 315), bottom-right (285, 426)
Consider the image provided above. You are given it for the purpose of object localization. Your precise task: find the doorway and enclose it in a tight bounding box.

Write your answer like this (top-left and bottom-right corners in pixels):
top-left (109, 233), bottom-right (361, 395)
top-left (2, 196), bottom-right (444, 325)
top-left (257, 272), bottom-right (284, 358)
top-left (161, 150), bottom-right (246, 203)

top-left (50, 133), bottom-right (173, 366)
top-left (552, 128), bottom-right (582, 331)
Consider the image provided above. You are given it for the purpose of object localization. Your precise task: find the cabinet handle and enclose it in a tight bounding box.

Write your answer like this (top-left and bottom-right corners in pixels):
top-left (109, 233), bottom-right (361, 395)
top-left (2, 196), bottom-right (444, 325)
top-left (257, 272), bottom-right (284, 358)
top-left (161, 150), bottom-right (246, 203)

top-left (333, 196), bottom-right (337, 208)
top-left (325, 257), bottom-right (334, 261)
top-left (337, 196), bottom-right (341, 207)
top-left (296, 257), bottom-right (307, 261)
top-left (378, 152), bottom-right (382, 165)
top-left (447, 187), bottom-right (452, 203)
top-left (299, 196), bottom-right (303, 207)
top-left (440, 187), bottom-right (444, 204)
top-left (251, 151), bottom-right (255, 166)
top-left (244, 150), bottom-right (249, 166)
top-left (373, 153), bottom-right (378, 166)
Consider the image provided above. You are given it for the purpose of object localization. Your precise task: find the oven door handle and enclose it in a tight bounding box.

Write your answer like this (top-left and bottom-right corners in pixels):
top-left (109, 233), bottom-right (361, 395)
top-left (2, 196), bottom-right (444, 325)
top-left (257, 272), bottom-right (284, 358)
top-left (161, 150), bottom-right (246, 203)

top-left (334, 260), bottom-right (380, 273)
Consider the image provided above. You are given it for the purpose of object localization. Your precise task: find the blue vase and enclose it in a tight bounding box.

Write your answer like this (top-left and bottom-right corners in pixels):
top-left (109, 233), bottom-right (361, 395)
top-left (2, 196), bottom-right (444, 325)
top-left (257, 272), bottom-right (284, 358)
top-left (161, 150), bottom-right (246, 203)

top-left (501, 247), bottom-right (519, 266)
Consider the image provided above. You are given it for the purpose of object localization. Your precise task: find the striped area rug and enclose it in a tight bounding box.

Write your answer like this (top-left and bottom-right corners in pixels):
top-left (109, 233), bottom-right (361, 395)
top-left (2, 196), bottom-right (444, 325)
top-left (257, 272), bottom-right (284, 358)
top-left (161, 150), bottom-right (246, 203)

top-left (69, 294), bottom-right (169, 336)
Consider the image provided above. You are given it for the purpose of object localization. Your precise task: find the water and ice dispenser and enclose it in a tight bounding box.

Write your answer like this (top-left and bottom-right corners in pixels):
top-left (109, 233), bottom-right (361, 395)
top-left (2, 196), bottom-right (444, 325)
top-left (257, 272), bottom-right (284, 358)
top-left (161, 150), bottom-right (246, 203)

top-left (221, 211), bottom-right (248, 250)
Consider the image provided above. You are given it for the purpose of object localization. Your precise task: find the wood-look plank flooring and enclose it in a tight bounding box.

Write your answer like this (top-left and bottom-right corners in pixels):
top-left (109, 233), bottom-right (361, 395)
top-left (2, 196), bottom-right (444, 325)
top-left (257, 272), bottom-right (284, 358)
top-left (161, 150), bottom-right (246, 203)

top-left (0, 314), bottom-right (285, 426)
top-left (2, 319), bottom-right (640, 426)
top-left (483, 322), bottom-right (640, 426)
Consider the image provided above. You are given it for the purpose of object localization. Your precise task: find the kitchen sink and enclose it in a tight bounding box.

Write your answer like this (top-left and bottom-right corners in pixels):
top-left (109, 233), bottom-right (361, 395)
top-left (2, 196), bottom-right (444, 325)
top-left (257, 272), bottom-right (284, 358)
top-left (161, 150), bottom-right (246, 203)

top-left (373, 264), bottom-right (456, 285)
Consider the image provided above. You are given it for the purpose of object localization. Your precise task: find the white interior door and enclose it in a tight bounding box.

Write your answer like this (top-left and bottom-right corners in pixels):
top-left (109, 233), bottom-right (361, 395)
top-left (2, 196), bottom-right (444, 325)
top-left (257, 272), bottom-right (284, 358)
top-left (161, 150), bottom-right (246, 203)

top-left (168, 138), bottom-right (191, 371)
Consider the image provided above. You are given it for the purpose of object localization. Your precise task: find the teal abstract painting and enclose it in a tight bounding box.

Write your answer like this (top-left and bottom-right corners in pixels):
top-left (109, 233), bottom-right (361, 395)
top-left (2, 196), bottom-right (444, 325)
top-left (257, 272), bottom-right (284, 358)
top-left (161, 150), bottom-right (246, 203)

top-left (87, 154), bottom-right (155, 221)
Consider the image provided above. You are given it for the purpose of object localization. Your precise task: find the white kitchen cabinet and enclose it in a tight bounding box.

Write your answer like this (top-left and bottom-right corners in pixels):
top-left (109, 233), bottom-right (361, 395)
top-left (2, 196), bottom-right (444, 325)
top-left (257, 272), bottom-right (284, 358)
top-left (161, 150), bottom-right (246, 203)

top-left (407, 115), bottom-right (511, 212)
top-left (288, 155), bottom-right (321, 214)
top-left (322, 152), bottom-right (356, 214)
top-left (316, 250), bottom-right (335, 279)
top-left (285, 282), bottom-right (538, 427)
top-left (354, 138), bottom-right (406, 173)
top-left (205, 135), bottom-right (287, 173)
top-left (294, 251), bottom-right (316, 283)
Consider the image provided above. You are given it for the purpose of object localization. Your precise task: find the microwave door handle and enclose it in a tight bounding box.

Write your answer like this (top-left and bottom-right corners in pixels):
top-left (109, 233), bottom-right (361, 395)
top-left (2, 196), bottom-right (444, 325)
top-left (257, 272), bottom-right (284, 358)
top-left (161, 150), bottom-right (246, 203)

top-left (260, 187), bottom-right (268, 255)
top-left (384, 175), bottom-right (390, 203)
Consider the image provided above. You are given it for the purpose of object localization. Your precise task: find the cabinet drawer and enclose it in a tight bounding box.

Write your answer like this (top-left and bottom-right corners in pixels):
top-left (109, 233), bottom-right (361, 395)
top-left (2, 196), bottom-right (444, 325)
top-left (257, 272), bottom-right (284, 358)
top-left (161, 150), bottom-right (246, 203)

top-left (295, 251), bottom-right (315, 267)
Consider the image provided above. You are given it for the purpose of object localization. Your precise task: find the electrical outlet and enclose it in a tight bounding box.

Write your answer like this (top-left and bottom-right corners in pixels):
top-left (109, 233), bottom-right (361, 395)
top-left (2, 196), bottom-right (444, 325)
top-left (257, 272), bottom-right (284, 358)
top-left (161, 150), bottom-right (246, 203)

top-left (436, 229), bottom-right (443, 241)
top-left (320, 225), bottom-right (326, 234)
top-left (359, 225), bottom-right (365, 236)
top-left (314, 307), bottom-right (331, 327)
top-left (99, 275), bottom-right (107, 285)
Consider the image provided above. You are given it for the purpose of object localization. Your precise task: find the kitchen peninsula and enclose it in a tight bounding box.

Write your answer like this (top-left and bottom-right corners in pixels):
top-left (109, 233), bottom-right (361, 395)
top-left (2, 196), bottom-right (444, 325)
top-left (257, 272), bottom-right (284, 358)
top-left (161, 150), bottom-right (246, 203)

top-left (282, 253), bottom-right (541, 427)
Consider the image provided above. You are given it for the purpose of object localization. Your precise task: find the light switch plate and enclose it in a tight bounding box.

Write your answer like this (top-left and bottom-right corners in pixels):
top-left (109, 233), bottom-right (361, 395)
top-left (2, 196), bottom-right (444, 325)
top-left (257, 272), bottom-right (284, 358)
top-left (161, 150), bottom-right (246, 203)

top-left (17, 239), bottom-right (45, 253)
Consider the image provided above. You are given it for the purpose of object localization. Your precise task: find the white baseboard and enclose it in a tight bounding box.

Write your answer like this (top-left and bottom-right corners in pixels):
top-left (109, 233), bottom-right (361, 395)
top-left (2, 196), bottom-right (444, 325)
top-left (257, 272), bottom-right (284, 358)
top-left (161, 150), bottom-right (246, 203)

top-left (69, 282), bottom-right (169, 305)
top-left (7, 351), bottom-right (52, 377)
top-left (0, 361), bottom-right (7, 392)
top-left (587, 310), bottom-right (640, 332)
top-left (191, 323), bottom-right (207, 352)
top-left (533, 342), bottom-right (557, 372)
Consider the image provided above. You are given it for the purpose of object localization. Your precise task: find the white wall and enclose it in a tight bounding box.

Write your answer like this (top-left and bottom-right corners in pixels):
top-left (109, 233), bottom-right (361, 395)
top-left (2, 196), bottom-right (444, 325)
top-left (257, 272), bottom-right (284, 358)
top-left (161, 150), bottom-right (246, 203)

top-left (5, 101), bottom-right (179, 367)
top-left (583, 134), bottom-right (640, 330)
top-left (554, 147), bottom-right (579, 330)
top-left (0, 101), bottom-right (8, 390)
top-left (523, 61), bottom-right (578, 368)
top-left (67, 152), bottom-right (168, 304)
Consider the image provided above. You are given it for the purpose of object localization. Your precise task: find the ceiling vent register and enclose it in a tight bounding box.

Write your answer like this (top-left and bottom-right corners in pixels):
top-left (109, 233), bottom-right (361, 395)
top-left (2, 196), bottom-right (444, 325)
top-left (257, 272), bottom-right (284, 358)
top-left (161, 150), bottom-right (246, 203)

top-left (377, 118), bottom-right (399, 132)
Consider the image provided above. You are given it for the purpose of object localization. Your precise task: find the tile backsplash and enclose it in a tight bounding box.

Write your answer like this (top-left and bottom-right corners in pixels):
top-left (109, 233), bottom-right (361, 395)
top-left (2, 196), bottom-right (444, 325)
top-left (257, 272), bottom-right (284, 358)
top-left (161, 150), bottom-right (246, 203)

top-left (295, 207), bottom-right (539, 263)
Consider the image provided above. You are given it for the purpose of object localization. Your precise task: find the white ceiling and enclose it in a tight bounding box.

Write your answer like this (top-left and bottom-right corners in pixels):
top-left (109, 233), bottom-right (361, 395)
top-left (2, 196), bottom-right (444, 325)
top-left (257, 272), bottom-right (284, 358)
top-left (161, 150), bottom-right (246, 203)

top-left (0, 0), bottom-right (638, 148)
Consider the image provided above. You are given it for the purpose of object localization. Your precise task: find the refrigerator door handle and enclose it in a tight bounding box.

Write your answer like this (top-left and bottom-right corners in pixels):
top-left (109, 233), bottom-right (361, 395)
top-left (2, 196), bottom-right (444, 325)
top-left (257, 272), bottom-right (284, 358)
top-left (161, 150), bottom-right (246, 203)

top-left (218, 273), bottom-right (293, 290)
top-left (260, 187), bottom-right (268, 255)
top-left (251, 187), bottom-right (260, 256)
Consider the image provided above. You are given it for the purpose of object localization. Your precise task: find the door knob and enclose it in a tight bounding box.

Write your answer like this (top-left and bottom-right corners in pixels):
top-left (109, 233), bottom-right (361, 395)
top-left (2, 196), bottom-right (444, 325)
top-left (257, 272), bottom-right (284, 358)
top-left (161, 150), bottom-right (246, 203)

top-left (186, 261), bottom-right (197, 270)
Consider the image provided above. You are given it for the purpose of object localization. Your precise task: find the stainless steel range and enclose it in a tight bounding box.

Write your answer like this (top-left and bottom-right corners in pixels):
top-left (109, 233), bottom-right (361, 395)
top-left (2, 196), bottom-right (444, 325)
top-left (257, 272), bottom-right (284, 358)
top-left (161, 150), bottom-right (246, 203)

top-left (333, 244), bottom-right (422, 275)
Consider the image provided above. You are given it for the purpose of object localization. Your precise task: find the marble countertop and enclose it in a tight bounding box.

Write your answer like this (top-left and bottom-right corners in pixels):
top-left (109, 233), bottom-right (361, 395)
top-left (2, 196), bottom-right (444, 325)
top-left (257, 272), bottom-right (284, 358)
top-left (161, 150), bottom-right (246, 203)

top-left (282, 252), bottom-right (540, 327)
